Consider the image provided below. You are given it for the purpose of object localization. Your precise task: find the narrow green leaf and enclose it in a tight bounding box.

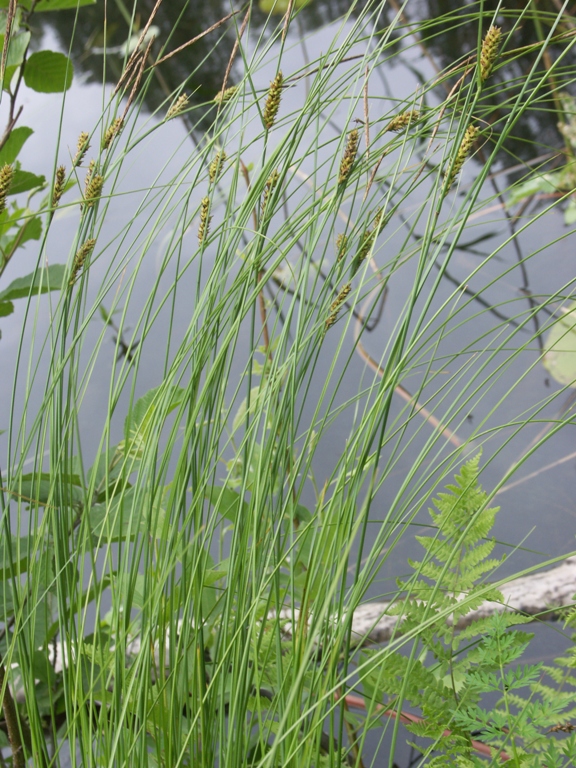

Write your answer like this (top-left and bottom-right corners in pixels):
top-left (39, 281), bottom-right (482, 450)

top-left (24, 50), bottom-right (73, 93)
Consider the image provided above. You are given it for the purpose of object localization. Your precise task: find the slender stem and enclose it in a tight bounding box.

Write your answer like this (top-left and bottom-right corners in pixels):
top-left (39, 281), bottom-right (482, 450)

top-left (0, 664), bottom-right (25, 768)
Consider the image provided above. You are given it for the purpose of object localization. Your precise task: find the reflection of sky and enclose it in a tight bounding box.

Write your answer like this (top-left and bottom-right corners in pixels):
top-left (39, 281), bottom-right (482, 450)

top-left (2, 8), bottom-right (576, 614)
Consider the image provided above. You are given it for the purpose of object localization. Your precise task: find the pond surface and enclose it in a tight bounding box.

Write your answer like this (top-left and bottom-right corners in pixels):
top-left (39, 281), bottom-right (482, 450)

top-left (2, 0), bottom-right (576, 687)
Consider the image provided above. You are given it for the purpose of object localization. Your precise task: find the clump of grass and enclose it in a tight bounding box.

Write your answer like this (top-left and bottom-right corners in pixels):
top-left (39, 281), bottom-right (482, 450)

top-left (4, 4), bottom-right (576, 768)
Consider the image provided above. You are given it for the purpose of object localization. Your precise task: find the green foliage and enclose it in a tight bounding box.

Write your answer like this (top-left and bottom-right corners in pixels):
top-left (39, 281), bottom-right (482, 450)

top-left (360, 458), bottom-right (576, 766)
top-left (1, 3), bottom-right (576, 768)
top-left (23, 50), bottom-right (73, 93)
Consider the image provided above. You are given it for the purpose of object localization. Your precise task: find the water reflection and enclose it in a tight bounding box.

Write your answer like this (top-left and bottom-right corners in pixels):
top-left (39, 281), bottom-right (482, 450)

top-left (42, 0), bottom-right (575, 170)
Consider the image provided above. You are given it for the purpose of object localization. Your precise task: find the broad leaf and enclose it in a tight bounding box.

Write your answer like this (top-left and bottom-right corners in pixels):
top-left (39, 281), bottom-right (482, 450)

top-left (204, 485), bottom-right (249, 524)
top-left (17, 472), bottom-right (85, 506)
top-left (10, 169), bottom-right (45, 194)
top-left (0, 215), bottom-right (43, 260)
top-left (0, 300), bottom-right (13, 316)
top-left (259, 0), bottom-right (311, 12)
top-left (0, 264), bottom-right (67, 302)
top-left (24, 50), bottom-right (73, 93)
top-left (543, 301), bottom-right (576, 388)
top-left (121, 385), bottom-right (186, 459)
top-left (0, 126), bottom-right (33, 166)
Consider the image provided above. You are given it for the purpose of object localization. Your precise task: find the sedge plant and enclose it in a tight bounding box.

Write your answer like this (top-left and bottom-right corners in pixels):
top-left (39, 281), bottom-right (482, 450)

top-left (1, 1), bottom-right (576, 767)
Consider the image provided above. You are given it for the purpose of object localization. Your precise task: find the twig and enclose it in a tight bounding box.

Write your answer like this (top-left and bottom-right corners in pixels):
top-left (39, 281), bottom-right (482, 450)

top-left (240, 160), bottom-right (271, 356)
top-left (342, 693), bottom-right (512, 762)
top-left (0, 664), bottom-right (26, 768)
top-left (155, 10), bottom-right (240, 68)
top-left (0, 0), bottom-right (17, 88)
top-left (363, 65), bottom-right (370, 160)
top-left (282, 0), bottom-right (295, 42)
top-left (219, 8), bottom-right (250, 98)
top-left (354, 290), bottom-right (463, 448)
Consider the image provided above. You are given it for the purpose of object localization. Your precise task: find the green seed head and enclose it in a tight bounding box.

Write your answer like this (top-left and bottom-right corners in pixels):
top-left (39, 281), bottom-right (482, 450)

top-left (166, 93), bottom-right (189, 120)
top-left (102, 118), bottom-right (124, 150)
top-left (480, 25), bottom-right (501, 82)
top-left (386, 110), bottom-right (420, 133)
top-left (263, 72), bottom-right (283, 130)
top-left (73, 132), bottom-right (90, 167)
top-left (52, 165), bottom-right (66, 209)
top-left (338, 129), bottom-right (359, 185)
top-left (0, 163), bottom-right (14, 214)
top-left (198, 197), bottom-right (212, 244)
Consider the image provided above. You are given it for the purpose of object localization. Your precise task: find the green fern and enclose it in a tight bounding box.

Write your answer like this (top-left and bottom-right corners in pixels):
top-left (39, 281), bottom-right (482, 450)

top-left (358, 456), bottom-right (576, 765)
top-left (360, 454), bottom-right (566, 765)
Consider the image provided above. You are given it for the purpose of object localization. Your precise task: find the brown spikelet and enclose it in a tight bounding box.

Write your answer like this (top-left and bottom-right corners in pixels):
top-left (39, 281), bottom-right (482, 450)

top-left (336, 233), bottom-right (348, 262)
top-left (214, 85), bottom-right (238, 104)
top-left (209, 151), bottom-right (227, 183)
top-left (51, 165), bottom-right (66, 209)
top-left (261, 169), bottom-right (279, 217)
top-left (69, 238), bottom-right (96, 286)
top-left (0, 163), bottom-right (13, 215)
top-left (102, 118), bottom-right (124, 150)
top-left (325, 283), bottom-right (352, 331)
top-left (349, 208), bottom-right (386, 277)
top-left (73, 132), bottom-right (90, 167)
top-left (83, 172), bottom-right (104, 210)
top-left (442, 124), bottom-right (479, 195)
top-left (167, 93), bottom-right (189, 120)
top-left (385, 110), bottom-right (420, 133)
top-left (338, 129), bottom-right (359, 185)
top-left (198, 197), bottom-right (211, 244)
top-left (84, 160), bottom-right (95, 191)
top-left (263, 72), bottom-right (283, 130)
top-left (480, 25), bottom-right (501, 82)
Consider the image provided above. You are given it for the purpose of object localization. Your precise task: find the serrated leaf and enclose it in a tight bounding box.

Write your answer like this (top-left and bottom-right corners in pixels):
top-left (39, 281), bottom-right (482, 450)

top-left (0, 264), bottom-right (67, 302)
top-left (24, 50), bottom-right (73, 93)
